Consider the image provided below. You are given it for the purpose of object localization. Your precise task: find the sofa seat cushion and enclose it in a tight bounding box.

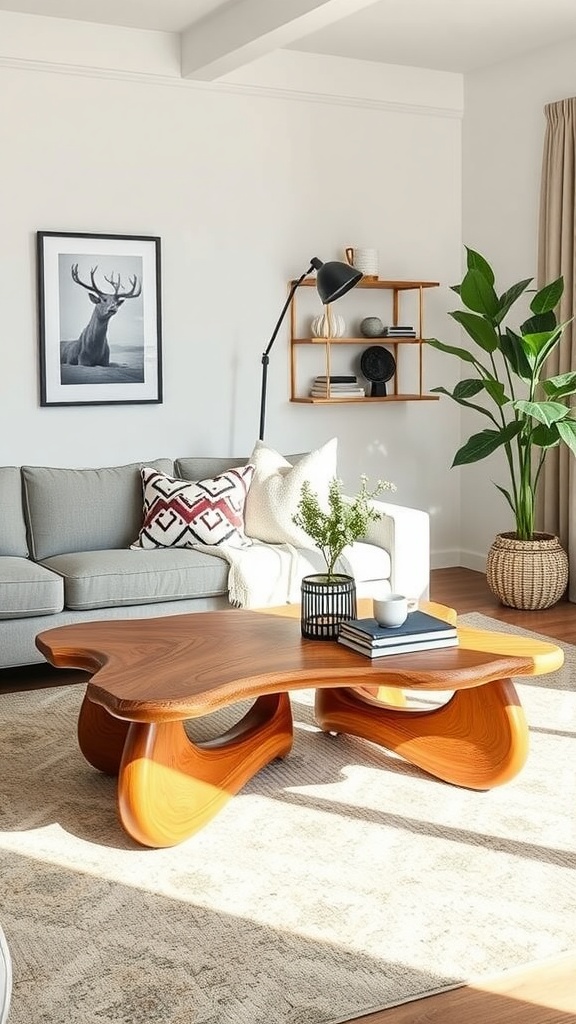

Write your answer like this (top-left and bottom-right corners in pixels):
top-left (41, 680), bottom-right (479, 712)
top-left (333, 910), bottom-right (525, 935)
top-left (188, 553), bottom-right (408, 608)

top-left (41, 548), bottom-right (229, 611)
top-left (0, 556), bottom-right (64, 619)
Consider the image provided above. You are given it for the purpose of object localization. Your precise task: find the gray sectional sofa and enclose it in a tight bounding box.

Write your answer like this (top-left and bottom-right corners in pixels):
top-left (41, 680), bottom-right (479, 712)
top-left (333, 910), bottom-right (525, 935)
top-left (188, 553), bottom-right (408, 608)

top-left (0, 455), bottom-right (430, 671)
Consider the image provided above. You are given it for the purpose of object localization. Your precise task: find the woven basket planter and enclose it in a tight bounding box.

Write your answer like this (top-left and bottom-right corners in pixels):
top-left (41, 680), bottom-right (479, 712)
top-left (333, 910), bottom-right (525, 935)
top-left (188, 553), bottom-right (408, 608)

top-left (486, 532), bottom-right (569, 610)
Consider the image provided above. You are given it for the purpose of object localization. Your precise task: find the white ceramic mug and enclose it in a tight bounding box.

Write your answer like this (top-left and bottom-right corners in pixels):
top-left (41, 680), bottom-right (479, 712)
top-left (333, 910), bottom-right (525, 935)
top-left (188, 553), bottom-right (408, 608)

top-left (373, 593), bottom-right (417, 628)
top-left (345, 247), bottom-right (379, 279)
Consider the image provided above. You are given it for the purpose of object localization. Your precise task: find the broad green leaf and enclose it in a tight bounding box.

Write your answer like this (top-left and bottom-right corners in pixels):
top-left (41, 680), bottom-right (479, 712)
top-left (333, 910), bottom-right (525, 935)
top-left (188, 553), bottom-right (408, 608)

top-left (426, 338), bottom-right (478, 364)
top-left (520, 327), bottom-right (563, 360)
top-left (542, 371), bottom-right (576, 399)
top-left (465, 247), bottom-right (494, 284)
top-left (532, 321), bottom-right (571, 375)
top-left (530, 277), bottom-right (564, 314)
top-left (430, 386), bottom-right (498, 421)
top-left (460, 268), bottom-right (500, 317)
top-left (532, 423), bottom-right (561, 448)
top-left (449, 310), bottom-right (499, 352)
top-left (557, 419), bottom-right (576, 456)
top-left (512, 399), bottom-right (569, 426)
top-left (500, 329), bottom-right (533, 378)
top-left (453, 379), bottom-right (484, 399)
top-left (452, 421), bottom-right (522, 466)
top-left (494, 278), bottom-right (532, 325)
top-left (450, 283), bottom-right (462, 295)
top-left (482, 379), bottom-right (508, 406)
top-left (520, 311), bottom-right (557, 337)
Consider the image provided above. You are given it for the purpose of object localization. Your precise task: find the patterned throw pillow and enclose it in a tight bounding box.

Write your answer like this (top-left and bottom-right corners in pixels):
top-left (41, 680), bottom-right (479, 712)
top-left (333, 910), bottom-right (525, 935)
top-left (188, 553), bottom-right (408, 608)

top-left (133, 465), bottom-right (255, 549)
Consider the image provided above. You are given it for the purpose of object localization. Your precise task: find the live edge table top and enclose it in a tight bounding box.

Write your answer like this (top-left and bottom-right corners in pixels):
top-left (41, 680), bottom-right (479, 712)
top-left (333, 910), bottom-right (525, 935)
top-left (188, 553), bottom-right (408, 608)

top-left (35, 599), bottom-right (564, 847)
top-left (36, 599), bottom-right (563, 725)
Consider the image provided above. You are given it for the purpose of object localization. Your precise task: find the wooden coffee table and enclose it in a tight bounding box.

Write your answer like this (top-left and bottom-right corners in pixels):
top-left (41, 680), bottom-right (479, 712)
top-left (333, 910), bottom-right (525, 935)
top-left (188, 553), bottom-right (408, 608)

top-left (36, 601), bottom-right (563, 848)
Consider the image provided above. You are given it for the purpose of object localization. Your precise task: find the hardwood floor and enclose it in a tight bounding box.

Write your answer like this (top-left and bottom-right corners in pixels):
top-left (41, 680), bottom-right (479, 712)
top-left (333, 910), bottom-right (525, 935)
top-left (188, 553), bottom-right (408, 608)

top-left (1, 567), bottom-right (575, 1022)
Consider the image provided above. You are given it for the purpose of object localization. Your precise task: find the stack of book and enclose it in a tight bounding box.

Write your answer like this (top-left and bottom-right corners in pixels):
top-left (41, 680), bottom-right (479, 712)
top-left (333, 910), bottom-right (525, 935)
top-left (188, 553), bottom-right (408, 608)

top-left (310, 375), bottom-right (366, 398)
top-left (338, 609), bottom-right (458, 658)
top-left (381, 325), bottom-right (417, 338)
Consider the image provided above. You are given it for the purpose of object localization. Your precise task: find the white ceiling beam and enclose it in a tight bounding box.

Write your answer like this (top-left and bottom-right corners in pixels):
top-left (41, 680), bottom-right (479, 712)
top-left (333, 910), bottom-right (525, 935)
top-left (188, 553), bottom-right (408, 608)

top-left (180, 0), bottom-right (382, 80)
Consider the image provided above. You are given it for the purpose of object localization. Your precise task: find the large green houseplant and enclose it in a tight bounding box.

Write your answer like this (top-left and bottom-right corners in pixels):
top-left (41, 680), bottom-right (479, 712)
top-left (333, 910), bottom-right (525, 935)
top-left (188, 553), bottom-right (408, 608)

top-left (427, 246), bottom-right (576, 607)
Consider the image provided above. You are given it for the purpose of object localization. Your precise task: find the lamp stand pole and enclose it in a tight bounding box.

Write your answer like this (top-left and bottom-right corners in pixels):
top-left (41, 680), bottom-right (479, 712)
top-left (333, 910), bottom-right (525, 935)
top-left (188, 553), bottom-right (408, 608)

top-left (258, 268), bottom-right (310, 441)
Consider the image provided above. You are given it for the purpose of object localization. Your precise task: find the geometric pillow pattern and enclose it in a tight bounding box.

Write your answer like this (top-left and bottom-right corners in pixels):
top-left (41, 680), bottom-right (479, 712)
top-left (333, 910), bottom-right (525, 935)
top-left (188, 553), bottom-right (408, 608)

top-left (132, 465), bottom-right (255, 550)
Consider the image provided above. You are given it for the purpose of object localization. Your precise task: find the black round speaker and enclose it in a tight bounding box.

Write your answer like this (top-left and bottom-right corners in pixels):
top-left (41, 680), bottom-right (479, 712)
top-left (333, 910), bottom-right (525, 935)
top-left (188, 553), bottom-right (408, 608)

top-left (360, 346), bottom-right (396, 397)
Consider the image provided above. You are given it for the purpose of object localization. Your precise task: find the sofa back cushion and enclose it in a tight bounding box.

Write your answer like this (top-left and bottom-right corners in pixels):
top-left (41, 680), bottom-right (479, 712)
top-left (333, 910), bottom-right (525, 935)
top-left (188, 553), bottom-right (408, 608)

top-left (174, 454), bottom-right (307, 481)
top-left (175, 456), bottom-right (250, 480)
top-left (22, 459), bottom-right (173, 560)
top-left (0, 467), bottom-right (29, 557)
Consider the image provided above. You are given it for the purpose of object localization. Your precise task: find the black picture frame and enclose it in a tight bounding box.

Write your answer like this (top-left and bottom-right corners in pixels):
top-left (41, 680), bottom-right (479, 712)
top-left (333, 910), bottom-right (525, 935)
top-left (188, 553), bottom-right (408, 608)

top-left (37, 231), bottom-right (162, 406)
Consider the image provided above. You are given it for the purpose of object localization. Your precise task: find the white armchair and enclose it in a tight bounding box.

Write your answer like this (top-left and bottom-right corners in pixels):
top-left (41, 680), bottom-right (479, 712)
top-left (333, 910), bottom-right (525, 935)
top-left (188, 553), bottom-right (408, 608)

top-left (361, 498), bottom-right (430, 601)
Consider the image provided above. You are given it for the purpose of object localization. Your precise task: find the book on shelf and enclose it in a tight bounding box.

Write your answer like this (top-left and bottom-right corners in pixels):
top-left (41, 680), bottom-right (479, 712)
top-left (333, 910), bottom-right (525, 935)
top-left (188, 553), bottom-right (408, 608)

top-left (382, 330), bottom-right (416, 337)
top-left (338, 635), bottom-right (459, 658)
top-left (312, 382), bottom-right (361, 391)
top-left (314, 375), bottom-right (358, 383)
top-left (310, 388), bottom-right (366, 397)
top-left (339, 610), bottom-right (457, 646)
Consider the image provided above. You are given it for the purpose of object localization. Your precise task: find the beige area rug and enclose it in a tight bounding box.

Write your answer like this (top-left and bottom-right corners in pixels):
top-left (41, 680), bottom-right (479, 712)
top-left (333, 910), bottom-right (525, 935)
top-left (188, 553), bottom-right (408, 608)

top-left (1, 613), bottom-right (575, 1024)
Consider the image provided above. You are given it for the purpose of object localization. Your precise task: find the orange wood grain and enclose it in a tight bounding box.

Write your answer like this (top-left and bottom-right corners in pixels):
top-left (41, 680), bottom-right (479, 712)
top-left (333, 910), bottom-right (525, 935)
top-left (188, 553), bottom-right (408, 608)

top-left (77, 693), bottom-right (129, 774)
top-left (36, 602), bottom-right (563, 846)
top-left (117, 693), bottom-right (293, 847)
top-left (315, 678), bottom-right (529, 789)
top-left (37, 609), bottom-right (540, 723)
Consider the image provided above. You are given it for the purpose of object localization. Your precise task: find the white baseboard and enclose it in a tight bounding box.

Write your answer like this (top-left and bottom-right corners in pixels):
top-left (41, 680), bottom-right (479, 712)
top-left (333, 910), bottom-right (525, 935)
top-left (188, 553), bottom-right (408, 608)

top-left (431, 549), bottom-right (486, 572)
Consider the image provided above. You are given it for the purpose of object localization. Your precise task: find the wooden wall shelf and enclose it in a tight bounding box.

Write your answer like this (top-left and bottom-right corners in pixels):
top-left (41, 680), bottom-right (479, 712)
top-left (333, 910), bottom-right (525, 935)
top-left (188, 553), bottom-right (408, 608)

top-left (289, 278), bottom-right (440, 404)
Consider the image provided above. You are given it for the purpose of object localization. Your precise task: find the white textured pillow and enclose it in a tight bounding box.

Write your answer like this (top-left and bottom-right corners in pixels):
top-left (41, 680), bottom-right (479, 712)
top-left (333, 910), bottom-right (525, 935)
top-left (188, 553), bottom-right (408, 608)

top-left (243, 438), bottom-right (337, 546)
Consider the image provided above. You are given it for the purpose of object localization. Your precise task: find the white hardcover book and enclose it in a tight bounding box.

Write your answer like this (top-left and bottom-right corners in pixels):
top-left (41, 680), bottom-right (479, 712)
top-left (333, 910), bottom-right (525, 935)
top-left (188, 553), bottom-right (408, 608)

top-left (337, 636), bottom-right (459, 658)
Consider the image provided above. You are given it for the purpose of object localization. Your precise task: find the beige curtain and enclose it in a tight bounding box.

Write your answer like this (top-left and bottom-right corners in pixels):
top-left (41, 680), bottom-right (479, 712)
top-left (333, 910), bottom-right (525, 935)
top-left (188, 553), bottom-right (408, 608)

top-left (537, 97), bottom-right (576, 602)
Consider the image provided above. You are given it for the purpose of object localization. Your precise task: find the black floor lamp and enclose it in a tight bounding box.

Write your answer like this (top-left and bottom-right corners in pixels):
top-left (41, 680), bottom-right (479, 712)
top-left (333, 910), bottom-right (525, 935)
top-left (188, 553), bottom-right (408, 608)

top-left (258, 256), bottom-right (363, 441)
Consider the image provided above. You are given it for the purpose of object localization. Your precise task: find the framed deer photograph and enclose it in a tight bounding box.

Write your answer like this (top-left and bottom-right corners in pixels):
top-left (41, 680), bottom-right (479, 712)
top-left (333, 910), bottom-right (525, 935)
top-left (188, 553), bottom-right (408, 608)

top-left (37, 231), bottom-right (162, 406)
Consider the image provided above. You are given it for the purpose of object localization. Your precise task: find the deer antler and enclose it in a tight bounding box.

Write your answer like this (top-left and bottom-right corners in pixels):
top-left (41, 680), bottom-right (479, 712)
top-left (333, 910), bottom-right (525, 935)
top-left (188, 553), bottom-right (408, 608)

top-left (104, 272), bottom-right (142, 299)
top-left (71, 264), bottom-right (142, 300)
top-left (71, 264), bottom-right (108, 297)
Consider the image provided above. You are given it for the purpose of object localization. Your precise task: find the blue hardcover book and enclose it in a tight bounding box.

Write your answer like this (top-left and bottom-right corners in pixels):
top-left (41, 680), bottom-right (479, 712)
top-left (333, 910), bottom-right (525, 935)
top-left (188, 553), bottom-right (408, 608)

top-left (339, 610), bottom-right (457, 646)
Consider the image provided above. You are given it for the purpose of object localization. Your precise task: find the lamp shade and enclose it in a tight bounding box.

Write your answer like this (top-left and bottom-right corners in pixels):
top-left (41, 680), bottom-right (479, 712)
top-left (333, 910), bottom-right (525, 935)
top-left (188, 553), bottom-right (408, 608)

top-left (312, 258), bottom-right (363, 304)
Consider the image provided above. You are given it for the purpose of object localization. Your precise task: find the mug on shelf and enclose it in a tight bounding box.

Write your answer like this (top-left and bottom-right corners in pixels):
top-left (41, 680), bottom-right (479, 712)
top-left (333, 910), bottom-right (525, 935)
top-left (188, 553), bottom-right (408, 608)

top-left (373, 593), bottom-right (418, 628)
top-left (345, 247), bottom-right (379, 279)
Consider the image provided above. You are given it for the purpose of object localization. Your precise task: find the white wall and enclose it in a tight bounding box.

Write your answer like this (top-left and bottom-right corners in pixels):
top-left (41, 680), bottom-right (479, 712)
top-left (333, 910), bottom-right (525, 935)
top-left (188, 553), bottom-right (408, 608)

top-left (461, 37), bottom-right (576, 568)
top-left (0, 29), bottom-right (463, 567)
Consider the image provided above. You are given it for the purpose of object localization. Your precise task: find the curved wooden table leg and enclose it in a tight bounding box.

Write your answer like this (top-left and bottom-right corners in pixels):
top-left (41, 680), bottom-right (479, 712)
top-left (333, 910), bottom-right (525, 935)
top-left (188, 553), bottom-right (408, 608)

top-left (78, 693), bottom-right (130, 775)
top-left (117, 692), bottom-right (294, 848)
top-left (315, 679), bottom-right (529, 790)
top-left (357, 685), bottom-right (407, 708)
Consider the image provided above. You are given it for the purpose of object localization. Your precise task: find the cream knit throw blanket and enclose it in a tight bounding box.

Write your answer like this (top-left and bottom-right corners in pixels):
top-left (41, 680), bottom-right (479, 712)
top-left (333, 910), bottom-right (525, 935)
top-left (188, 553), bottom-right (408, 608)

top-left (193, 540), bottom-right (354, 608)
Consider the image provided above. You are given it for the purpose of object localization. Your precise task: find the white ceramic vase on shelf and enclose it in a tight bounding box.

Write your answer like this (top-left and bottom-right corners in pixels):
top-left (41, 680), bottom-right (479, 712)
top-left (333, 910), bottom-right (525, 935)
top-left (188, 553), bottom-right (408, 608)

top-left (311, 310), bottom-right (346, 338)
